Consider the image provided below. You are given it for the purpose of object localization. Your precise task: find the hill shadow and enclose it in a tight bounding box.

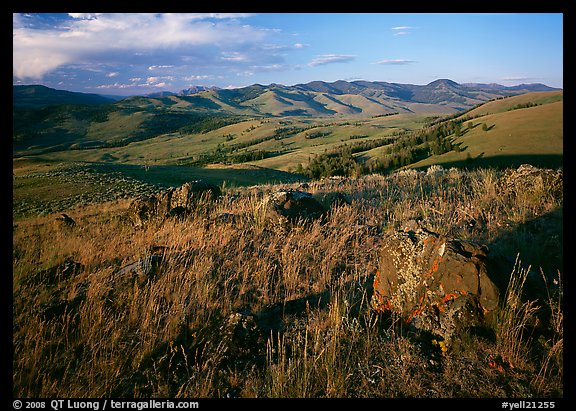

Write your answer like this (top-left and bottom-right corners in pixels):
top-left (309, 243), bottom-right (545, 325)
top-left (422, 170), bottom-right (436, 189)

top-left (87, 162), bottom-right (306, 188)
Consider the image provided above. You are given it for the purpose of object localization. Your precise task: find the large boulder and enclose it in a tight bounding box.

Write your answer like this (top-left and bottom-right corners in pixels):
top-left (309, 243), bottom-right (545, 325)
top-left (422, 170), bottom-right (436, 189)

top-left (128, 195), bottom-right (160, 226)
top-left (371, 227), bottom-right (500, 343)
top-left (170, 180), bottom-right (221, 209)
top-left (266, 190), bottom-right (325, 223)
top-left (497, 164), bottom-right (563, 200)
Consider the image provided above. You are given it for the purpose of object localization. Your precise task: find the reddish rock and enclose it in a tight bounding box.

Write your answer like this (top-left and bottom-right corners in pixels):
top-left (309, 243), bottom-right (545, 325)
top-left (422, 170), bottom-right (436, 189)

top-left (371, 227), bottom-right (500, 342)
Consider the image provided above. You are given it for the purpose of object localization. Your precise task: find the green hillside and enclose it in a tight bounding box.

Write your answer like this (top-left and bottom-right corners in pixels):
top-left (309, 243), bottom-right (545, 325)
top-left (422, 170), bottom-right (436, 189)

top-left (465, 90), bottom-right (563, 117)
top-left (409, 93), bottom-right (562, 169)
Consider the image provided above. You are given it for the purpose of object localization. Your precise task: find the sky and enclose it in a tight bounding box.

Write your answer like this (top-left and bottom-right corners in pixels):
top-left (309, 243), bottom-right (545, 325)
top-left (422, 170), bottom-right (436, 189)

top-left (12, 13), bottom-right (563, 96)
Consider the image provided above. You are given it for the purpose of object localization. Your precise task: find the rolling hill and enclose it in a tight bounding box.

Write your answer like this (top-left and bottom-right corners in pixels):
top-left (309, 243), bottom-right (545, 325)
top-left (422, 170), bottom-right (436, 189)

top-left (13, 79), bottom-right (560, 157)
top-left (12, 88), bottom-right (563, 218)
top-left (13, 80), bottom-right (562, 176)
top-left (13, 85), bottom-right (116, 108)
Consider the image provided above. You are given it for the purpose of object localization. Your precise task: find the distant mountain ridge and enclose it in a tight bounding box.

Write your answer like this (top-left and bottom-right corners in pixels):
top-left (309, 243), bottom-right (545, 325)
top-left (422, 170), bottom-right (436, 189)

top-left (13, 79), bottom-right (561, 116)
top-left (146, 85), bottom-right (221, 98)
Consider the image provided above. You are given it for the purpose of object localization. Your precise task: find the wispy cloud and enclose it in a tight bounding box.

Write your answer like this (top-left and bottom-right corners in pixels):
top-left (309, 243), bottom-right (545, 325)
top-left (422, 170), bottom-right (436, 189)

top-left (221, 51), bottom-right (248, 62)
top-left (68, 13), bottom-right (102, 20)
top-left (501, 76), bottom-right (539, 83)
top-left (183, 75), bottom-right (214, 81)
top-left (391, 26), bottom-right (417, 36)
top-left (374, 59), bottom-right (417, 65)
top-left (308, 54), bottom-right (356, 67)
top-left (148, 65), bottom-right (174, 70)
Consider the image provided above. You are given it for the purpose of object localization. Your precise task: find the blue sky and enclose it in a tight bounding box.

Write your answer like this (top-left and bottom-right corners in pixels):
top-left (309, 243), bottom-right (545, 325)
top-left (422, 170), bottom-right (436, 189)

top-left (13, 13), bottom-right (563, 95)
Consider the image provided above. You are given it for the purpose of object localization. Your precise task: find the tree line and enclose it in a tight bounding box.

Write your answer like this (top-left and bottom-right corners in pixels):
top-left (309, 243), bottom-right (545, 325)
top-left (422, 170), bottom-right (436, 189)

top-left (297, 118), bottom-right (465, 179)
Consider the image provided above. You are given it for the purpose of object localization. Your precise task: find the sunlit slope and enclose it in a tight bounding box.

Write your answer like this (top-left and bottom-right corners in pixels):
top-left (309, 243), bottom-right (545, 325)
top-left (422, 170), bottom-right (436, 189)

top-left (246, 113), bottom-right (436, 171)
top-left (465, 90), bottom-right (563, 117)
top-left (37, 111), bottom-right (437, 172)
top-left (410, 98), bottom-right (562, 169)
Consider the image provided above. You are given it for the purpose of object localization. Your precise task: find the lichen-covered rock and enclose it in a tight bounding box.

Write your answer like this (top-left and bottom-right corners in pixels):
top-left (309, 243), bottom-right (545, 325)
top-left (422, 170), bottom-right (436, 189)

top-left (220, 312), bottom-right (261, 358)
top-left (497, 164), bottom-right (563, 200)
top-left (371, 227), bottom-right (500, 343)
top-left (316, 191), bottom-right (352, 209)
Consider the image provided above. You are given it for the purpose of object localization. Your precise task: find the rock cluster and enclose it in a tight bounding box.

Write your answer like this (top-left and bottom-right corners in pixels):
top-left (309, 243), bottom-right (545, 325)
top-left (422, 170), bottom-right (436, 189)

top-left (497, 164), bottom-right (563, 200)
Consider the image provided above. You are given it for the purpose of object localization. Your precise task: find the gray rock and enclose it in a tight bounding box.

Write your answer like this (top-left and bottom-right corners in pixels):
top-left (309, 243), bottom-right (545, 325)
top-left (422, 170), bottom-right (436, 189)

top-left (127, 180), bottom-right (221, 225)
top-left (128, 195), bottom-right (159, 226)
top-left (115, 255), bottom-right (163, 284)
top-left (170, 180), bottom-right (221, 209)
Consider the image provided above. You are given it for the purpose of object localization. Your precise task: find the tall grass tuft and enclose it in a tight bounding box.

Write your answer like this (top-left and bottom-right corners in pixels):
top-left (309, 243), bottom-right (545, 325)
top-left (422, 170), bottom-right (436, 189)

top-left (495, 255), bottom-right (540, 368)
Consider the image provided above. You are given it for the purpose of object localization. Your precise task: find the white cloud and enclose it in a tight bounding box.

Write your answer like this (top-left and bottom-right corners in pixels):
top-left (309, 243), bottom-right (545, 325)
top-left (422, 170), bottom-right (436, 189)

top-left (308, 54), bottom-right (356, 67)
top-left (148, 65), bottom-right (174, 70)
top-left (221, 51), bottom-right (248, 62)
top-left (391, 26), bottom-right (415, 31)
top-left (146, 76), bottom-right (174, 84)
top-left (391, 26), bottom-right (417, 36)
top-left (183, 75), bottom-right (213, 81)
top-left (68, 13), bottom-right (102, 20)
top-left (95, 76), bottom-right (174, 90)
top-left (13, 13), bottom-right (271, 80)
top-left (106, 72), bottom-right (119, 77)
top-left (95, 82), bottom-right (134, 89)
top-left (374, 59), bottom-right (417, 65)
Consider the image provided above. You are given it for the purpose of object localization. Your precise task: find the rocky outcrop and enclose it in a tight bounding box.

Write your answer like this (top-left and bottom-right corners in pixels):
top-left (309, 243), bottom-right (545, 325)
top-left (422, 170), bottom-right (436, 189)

top-left (128, 180), bottom-right (221, 225)
top-left (371, 227), bottom-right (500, 343)
top-left (128, 195), bottom-right (160, 226)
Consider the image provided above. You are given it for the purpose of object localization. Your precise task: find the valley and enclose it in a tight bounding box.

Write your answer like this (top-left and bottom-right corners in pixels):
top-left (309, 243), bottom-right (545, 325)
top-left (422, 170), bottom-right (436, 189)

top-left (12, 81), bottom-right (563, 218)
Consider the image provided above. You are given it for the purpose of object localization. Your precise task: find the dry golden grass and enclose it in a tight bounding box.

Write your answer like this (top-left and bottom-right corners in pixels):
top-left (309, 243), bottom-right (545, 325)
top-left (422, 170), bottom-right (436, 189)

top-left (12, 166), bottom-right (563, 398)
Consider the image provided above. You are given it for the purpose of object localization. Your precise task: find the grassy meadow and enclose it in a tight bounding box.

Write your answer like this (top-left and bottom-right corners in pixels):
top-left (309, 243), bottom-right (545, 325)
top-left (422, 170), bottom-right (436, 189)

top-left (12, 166), bottom-right (563, 398)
